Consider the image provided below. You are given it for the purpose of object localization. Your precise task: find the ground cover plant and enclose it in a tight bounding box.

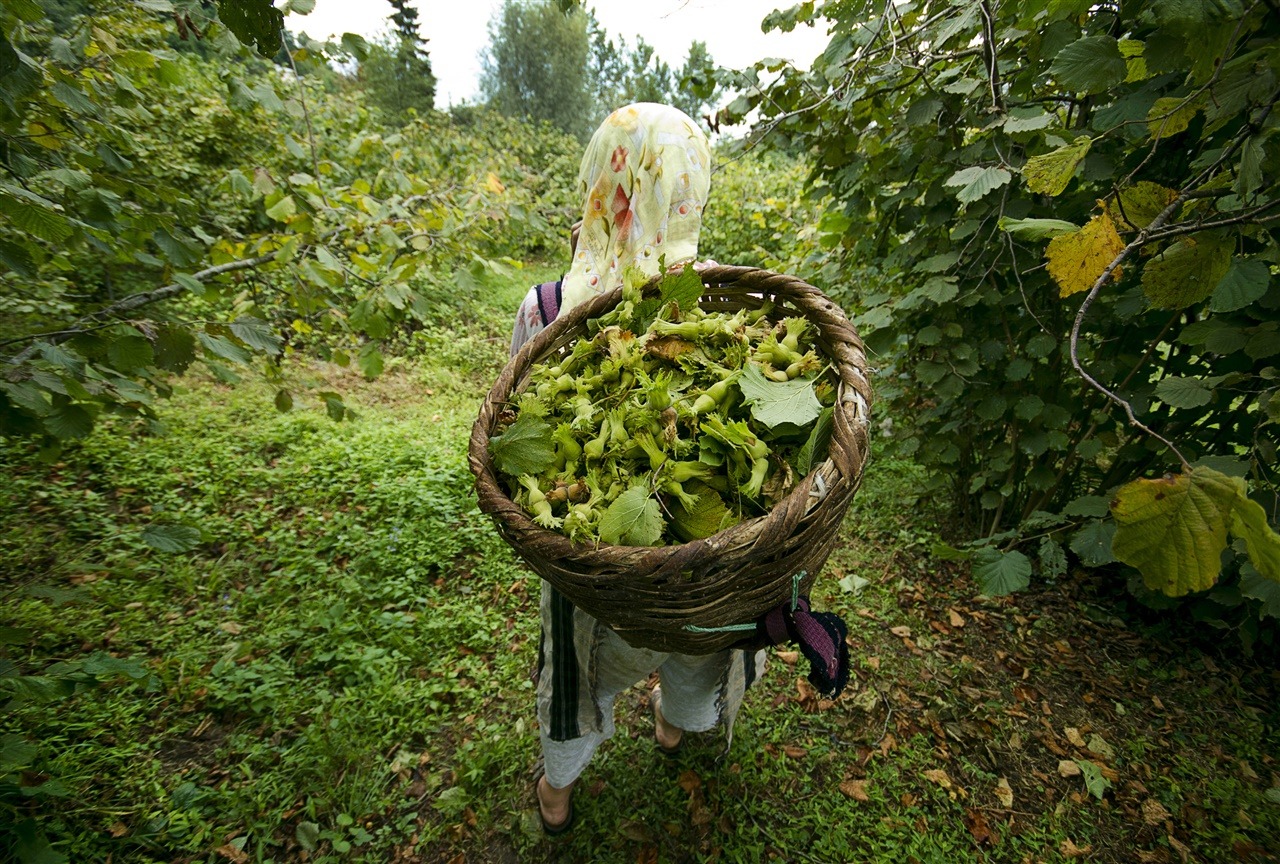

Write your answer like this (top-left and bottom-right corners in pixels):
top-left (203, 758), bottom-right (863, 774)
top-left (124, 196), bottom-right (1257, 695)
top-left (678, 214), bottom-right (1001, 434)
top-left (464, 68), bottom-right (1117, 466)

top-left (3, 269), bottom-right (1278, 863)
top-left (2, 0), bottom-right (1279, 860)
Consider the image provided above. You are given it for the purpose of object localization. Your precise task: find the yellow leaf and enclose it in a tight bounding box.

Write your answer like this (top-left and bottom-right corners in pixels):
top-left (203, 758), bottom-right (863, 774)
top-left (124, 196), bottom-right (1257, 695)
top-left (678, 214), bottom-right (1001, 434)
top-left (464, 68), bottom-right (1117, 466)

top-left (1119, 39), bottom-right (1152, 82)
top-left (1111, 467), bottom-right (1241, 597)
top-left (1230, 494), bottom-right (1280, 582)
top-left (28, 121), bottom-right (62, 151)
top-left (1045, 213), bottom-right (1126, 298)
top-left (1140, 233), bottom-right (1233, 309)
top-left (1107, 181), bottom-right (1178, 230)
top-left (485, 172), bottom-right (506, 194)
top-left (1023, 136), bottom-right (1092, 196)
top-left (1147, 96), bottom-right (1201, 138)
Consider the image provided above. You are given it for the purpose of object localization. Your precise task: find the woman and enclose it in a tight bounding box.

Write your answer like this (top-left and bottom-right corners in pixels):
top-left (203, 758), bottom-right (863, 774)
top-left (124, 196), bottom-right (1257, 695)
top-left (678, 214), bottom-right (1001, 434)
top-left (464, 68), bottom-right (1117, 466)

top-left (509, 103), bottom-right (765, 836)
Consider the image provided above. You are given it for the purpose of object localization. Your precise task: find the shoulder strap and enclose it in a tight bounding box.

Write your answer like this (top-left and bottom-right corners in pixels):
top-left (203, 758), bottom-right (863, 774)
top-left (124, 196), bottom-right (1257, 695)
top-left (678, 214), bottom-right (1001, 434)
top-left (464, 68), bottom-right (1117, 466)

top-left (534, 280), bottom-right (563, 327)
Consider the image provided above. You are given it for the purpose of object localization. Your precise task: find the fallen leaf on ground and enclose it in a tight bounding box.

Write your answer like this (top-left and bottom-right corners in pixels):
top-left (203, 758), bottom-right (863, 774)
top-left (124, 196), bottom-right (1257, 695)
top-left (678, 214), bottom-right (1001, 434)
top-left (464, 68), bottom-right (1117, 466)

top-left (619, 819), bottom-right (651, 842)
top-left (1065, 727), bottom-right (1087, 748)
top-left (995, 778), bottom-right (1014, 808)
top-left (965, 808), bottom-right (995, 845)
top-left (840, 779), bottom-right (870, 801)
top-left (108, 823), bottom-right (128, 838)
top-left (1088, 733), bottom-right (1116, 760)
top-left (890, 625), bottom-right (912, 638)
top-left (923, 768), bottom-right (952, 788)
top-left (1061, 839), bottom-right (1093, 858)
top-left (215, 844), bottom-right (249, 863)
top-left (1058, 760), bottom-right (1082, 778)
top-left (775, 650), bottom-right (799, 665)
top-left (677, 770), bottom-right (701, 793)
top-left (1142, 798), bottom-right (1172, 825)
top-left (1170, 835), bottom-right (1191, 863)
top-left (949, 609), bottom-right (965, 627)
top-left (783, 745), bottom-right (808, 759)
top-left (851, 688), bottom-right (879, 712)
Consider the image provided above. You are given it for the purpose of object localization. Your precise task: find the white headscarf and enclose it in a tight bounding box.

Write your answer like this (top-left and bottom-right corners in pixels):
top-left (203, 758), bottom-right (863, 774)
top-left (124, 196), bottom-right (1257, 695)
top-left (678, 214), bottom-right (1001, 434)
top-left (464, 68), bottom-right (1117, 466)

top-left (560, 103), bottom-right (712, 314)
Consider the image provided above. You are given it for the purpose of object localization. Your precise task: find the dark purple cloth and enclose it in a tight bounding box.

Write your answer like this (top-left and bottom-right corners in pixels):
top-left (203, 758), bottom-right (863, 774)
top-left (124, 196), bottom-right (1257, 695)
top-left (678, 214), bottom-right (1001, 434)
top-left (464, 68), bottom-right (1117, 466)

top-left (757, 597), bottom-right (850, 698)
top-left (535, 280), bottom-right (562, 326)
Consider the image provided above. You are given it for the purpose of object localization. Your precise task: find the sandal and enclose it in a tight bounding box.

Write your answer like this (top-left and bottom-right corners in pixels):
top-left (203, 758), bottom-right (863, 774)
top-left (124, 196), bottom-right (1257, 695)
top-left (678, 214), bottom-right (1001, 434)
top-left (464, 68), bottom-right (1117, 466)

top-left (651, 686), bottom-right (684, 757)
top-left (536, 774), bottom-right (575, 836)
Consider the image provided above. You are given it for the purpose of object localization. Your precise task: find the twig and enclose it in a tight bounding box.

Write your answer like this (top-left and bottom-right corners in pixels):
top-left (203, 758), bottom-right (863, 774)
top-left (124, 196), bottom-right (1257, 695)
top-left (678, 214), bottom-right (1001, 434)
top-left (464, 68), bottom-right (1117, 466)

top-left (281, 27), bottom-right (330, 209)
top-left (871, 686), bottom-right (893, 747)
top-left (6, 253), bottom-right (277, 365)
top-left (0, 320), bottom-right (123, 350)
top-left (1004, 233), bottom-right (1049, 334)
top-left (1067, 197), bottom-right (1196, 470)
top-left (1066, 88), bottom-right (1280, 472)
top-left (978, 0), bottom-right (1004, 115)
top-left (1141, 202), bottom-right (1280, 243)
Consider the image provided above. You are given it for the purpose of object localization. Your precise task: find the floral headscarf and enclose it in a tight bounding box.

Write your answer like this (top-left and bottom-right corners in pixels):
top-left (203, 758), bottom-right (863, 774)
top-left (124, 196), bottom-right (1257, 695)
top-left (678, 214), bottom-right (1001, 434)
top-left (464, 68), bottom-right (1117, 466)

top-left (560, 103), bottom-right (713, 315)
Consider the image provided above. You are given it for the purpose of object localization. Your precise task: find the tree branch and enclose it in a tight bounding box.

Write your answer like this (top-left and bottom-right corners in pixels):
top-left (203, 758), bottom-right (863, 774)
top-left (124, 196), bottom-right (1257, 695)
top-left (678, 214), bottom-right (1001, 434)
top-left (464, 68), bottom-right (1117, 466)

top-left (978, 0), bottom-right (1005, 115)
top-left (1141, 201), bottom-right (1280, 244)
top-left (6, 252), bottom-right (278, 366)
top-left (1065, 81), bottom-right (1280, 472)
top-left (282, 29), bottom-right (330, 209)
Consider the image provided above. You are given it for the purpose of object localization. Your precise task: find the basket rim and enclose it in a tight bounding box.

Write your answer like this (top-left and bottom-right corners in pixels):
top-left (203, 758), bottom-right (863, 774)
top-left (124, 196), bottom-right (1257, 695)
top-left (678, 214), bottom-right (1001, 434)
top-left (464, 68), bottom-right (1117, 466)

top-left (468, 264), bottom-right (872, 561)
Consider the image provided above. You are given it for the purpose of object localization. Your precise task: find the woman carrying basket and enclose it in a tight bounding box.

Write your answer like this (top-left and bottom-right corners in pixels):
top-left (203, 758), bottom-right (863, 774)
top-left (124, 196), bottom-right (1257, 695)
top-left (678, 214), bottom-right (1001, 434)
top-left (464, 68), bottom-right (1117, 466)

top-left (509, 103), bottom-right (766, 836)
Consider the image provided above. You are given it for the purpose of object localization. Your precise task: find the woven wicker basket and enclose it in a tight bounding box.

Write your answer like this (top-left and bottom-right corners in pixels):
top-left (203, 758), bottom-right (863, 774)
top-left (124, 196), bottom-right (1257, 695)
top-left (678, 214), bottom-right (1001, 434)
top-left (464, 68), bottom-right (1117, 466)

top-left (468, 265), bottom-right (873, 654)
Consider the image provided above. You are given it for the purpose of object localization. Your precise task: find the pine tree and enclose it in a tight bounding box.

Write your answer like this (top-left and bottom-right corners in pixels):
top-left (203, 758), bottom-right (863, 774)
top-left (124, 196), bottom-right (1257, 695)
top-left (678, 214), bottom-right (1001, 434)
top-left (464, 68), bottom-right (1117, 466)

top-left (358, 0), bottom-right (436, 122)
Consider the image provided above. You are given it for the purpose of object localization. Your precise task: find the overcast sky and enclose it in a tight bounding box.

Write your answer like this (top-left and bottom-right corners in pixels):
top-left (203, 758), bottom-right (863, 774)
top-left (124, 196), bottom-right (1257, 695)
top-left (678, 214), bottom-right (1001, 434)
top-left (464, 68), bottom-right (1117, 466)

top-left (286, 0), bottom-right (832, 107)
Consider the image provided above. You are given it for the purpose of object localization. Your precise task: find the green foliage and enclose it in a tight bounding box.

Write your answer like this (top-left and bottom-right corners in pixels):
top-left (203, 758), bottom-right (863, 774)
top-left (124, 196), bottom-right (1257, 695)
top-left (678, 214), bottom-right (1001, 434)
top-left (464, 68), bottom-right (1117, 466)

top-left (356, 36), bottom-right (436, 123)
top-left (739, 364), bottom-right (823, 429)
top-left (354, 0), bottom-right (436, 125)
top-left (598, 485), bottom-right (665, 546)
top-left (481, 0), bottom-right (722, 139)
top-left (723, 0), bottom-right (1280, 611)
top-left (700, 148), bottom-right (833, 283)
top-left (480, 0), bottom-right (593, 138)
top-left (0, 2), bottom-right (578, 451)
top-left (488, 413), bottom-right (555, 477)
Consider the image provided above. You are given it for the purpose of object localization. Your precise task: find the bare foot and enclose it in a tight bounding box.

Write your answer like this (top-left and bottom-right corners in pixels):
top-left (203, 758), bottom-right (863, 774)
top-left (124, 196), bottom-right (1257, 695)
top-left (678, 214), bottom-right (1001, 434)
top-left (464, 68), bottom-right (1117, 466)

top-left (652, 688), bottom-right (684, 751)
top-left (537, 774), bottom-right (573, 829)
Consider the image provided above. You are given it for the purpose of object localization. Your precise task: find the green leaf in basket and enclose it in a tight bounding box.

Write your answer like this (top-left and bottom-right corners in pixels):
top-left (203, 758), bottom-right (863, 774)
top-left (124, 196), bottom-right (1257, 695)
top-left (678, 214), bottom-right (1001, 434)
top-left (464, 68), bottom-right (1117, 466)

top-left (670, 481), bottom-right (739, 542)
top-left (631, 264), bottom-right (704, 334)
top-left (739, 364), bottom-right (823, 430)
top-left (599, 486), bottom-right (666, 546)
top-left (489, 413), bottom-right (555, 478)
top-left (793, 406), bottom-right (834, 476)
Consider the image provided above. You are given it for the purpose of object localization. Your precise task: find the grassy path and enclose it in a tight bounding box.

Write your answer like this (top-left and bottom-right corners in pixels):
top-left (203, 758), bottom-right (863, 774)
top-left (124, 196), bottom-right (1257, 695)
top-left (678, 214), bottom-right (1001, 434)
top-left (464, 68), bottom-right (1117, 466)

top-left (2, 265), bottom-right (1278, 863)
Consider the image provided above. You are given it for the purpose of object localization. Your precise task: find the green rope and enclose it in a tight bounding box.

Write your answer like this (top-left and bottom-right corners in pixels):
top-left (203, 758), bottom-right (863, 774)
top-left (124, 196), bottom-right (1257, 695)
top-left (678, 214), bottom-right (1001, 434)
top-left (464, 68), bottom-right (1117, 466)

top-left (683, 571), bottom-right (808, 633)
top-left (684, 621), bottom-right (757, 633)
top-left (790, 570), bottom-right (805, 610)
